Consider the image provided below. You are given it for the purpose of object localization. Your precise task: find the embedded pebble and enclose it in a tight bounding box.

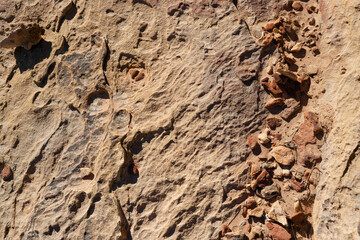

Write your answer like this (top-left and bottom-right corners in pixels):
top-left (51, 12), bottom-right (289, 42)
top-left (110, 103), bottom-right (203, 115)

top-left (258, 128), bottom-right (271, 144)
top-left (270, 146), bottom-right (295, 166)
top-left (1, 165), bottom-right (12, 181)
top-left (292, 1), bottom-right (303, 11)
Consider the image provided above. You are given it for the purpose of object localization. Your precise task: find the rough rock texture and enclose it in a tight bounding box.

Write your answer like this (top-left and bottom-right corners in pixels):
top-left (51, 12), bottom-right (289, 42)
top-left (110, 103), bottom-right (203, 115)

top-left (0, 1), bottom-right (270, 239)
top-left (313, 0), bottom-right (360, 239)
top-left (0, 0), bottom-right (358, 240)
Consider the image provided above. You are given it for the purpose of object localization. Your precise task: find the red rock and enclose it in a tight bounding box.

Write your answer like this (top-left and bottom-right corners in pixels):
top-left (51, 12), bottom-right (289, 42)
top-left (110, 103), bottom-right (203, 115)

top-left (1, 165), bottom-right (12, 181)
top-left (293, 111), bottom-right (321, 147)
top-left (290, 178), bottom-right (305, 192)
top-left (266, 221), bottom-right (291, 240)
top-left (281, 98), bottom-right (301, 121)
top-left (247, 136), bottom-right (260, 151)
top-left (261, 78), bottom-right (283, 96)
top-left (262, 34), bottom-right (274, 47)
top-left (221, 224), bottom-right (231, 237)
top-left (279, 26), bottom-right (286, 34)
top-left (246, 197), bottom-right (257, 209)
top-left (263, 22), bottom-right (275, 32)
top-left (290, 212), bottom-right (306, 226)
top-left (266, 117), bottom-right (282, 130)
top-left (133, 165), bottom-right (139, 175)
top-left (265, 98), bottom-right (284, 109)
top-left (251, 169), bottom-right (271, 190)
top-left (241, 206), bottom-right (247, 218)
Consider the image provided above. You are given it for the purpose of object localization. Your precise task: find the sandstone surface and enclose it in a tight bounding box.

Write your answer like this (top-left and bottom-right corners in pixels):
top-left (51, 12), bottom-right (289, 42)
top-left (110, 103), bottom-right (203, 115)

top-left (0, 0), bottom-right (358, 240)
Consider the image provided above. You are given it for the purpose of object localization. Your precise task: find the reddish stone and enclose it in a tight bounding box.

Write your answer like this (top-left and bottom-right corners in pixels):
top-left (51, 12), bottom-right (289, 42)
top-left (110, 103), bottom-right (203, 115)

top-left (247, 136), bottom-right (260, 151)
top-left (221, 224), bottom-right (231, 237)
top-left (293, 111), bottom-right (321, 147)
top-left (246, 197), bottom-right (257, 209)
top-left (270, 132), bottom-right (282, 140)
top-left (266, 117), bottom-right (282, 130)
top-left (263, 22), bottom-right (275, 32)
top-left (262, 34), bottom-right (274, 47)
top-left (290, 178), bottom-right (305, 192)
top-left (279, 26), bottom-right (286, 34)
top-left (251, 169), bottom-right (271, 190)
top-left (265, 98), bottom-right (284, 109)
top-left (241, 206), bottom-right (248, 218)
top-left (266, 221), bottom-right (291, 240)
top-left (290, 212), bottom-right (306, 226)
top-left (133, 165), bottom-right (139, 175)
top-left (1, 165), bottom-right (12, 181)
top-left (261, 78), bottom-right (283, 96)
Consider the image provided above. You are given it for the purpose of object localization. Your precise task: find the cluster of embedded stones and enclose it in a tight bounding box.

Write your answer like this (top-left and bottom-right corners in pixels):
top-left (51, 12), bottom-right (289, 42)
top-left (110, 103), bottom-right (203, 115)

top-left (220, 1), bottom-right (323, 240)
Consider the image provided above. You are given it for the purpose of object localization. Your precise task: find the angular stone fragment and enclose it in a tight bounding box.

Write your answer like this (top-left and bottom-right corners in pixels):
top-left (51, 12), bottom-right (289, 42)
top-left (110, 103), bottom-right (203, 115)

top-left (221, 224), bottom-right (231, 237)
top-left (247, 136), bottom-right (260, 152)
top-left (258, 128), bottom-right (271, 144)
top-left (248, 207), bottom-right (264, 218)
top-left (290, 42), bottom-right (303, 52)
top-left (281, 98), bottom-right (301, 121)
top-left (0, 24), bottom-right (44, 50)
top-left (263, 22), bottom-right (275, 32)
top-left (1, 165), bottom-right (12, 181)
top-left (266, 221), bottom-right (291, 240)
top-left (265, 98), bottom-right (284, 109)
top-left (246, 197), bottom-right (257, 209)
top-left (261, 183), bottom-right (280, 200)
top-left (266, 117), bottom-right (282, 130)
top-left (290, 212), bottom-right (306, 226)
top-left (270, 146), bottom-right (294, 166)
top-left (290, 178), bottom-right (305, 192)
top-left (251, 169), bottom-right (271, 190)
top-left (261, 78), bottom-right (283, 96)
top-left (268, 201), bottom-right (288, 226)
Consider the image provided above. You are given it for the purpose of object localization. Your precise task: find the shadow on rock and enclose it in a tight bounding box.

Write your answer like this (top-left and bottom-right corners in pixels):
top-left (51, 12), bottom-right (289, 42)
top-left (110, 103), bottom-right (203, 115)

top-left (14, 39), bottom-right (52, 73)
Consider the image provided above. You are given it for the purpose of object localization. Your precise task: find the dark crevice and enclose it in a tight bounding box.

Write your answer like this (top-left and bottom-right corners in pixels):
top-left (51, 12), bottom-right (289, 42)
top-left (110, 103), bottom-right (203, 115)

top-left (341, 143), bottom-right (359, 178)
top-left (36, 62), bottom-right (56, 88)
top-left (57, 2), bottom-right (77, 32)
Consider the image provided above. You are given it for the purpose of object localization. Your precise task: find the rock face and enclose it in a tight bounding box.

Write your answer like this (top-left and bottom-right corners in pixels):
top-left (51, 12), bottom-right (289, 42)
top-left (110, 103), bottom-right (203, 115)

top-left (0, 0), bottom-right (358, 240)
top-left (312, 0), bottom-right (360, 239)
top-left (0, 1), bottom-right (269, 239)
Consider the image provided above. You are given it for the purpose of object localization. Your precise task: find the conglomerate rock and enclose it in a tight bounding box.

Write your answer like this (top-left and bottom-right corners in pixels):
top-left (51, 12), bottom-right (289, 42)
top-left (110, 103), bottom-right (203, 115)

top-left (0, 0), bottom-right (358, 240)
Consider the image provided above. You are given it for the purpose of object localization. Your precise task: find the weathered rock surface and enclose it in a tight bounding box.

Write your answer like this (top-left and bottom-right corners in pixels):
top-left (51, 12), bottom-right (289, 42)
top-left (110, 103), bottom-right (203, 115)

top-left (312, 0), bottom-right (360, 239)
top-left (0, 0), bottom-right (358, 239)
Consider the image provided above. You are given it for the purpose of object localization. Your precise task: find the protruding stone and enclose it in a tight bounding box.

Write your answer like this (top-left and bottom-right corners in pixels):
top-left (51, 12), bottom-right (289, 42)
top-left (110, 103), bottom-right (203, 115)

top-left (266, 221), bottom-right (291, 240)
top-left (251, 169), bottom-right (271, 190)
top-left (290, 211), bottom-right (306, 226)
top-left (268, 201), bottom-right (288, 226)
top-left (0, 24), bottom-right (44, 50)
top-left (261, 184), bottom-right (280, 200)
top-left (221, 224), bottom-right (231, 237)
top-left (266, 117), bottom-right (282, 130)
top-left (290, 42), bottom-right (303, 52)
top-left (258, 128), bottom-right (271, 144)
top-left (246, 197), bottom-right (257, 209)
top-left (290, 178), bottom-right (305, 192)
top-left (265, 98), bottom-right (284, 109)
top-left (247, 136), bottom-right (260, 152)
top-left (1, 165), bottom-right (12, 181)
top-left (249, 207), bottom-right (264, 218)
top-left (281, 98), bottom-right (301, 121)
top-left (270, 146), bottom-right (295, 166)
top-left (263, 22), bottom-right (275, 32)
top-left (282, 169), bottom-right (291, 177)
top-left (292, 1), bottom-right (303, 11)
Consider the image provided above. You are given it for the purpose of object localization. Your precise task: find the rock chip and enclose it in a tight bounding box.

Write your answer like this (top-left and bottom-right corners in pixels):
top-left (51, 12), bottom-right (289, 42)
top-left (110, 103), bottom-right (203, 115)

top-left (263, 22), bottom-right (275, 32)
top-left (221, 224), bottom-right (231, 237)
top-left (248, 207), bottom-right (264, 218)
top-left (290, 211), bottom-right (306, 226)
top-left (270, 146), bottom-right (295, 166)
top-left (268, 201), bottom-right (288, 226)
top-left (247, 136), bottom-right (260, 152)
top-left (290, 42), bottom-right (303, 52)
top-left (281, 98), bottom-right (301, 121)
top-left (290, 178), bottom-right (305, 192)
top-left (246, 197), bottom-right (257, 209)
top-left (266, 117), bottom-right (282, 130)
top-left (261, 183), bottom-right (280, 200)
top-left (251, 169), bottom-right (272, 190)
top-left (266, 221), bottom-right (291, 240)
top-left (1, 165), bottom-right (12, 181)
top-left (258, 128), bottom-right (271, 144)
top-left (265, 98), bottom-right (284, 109)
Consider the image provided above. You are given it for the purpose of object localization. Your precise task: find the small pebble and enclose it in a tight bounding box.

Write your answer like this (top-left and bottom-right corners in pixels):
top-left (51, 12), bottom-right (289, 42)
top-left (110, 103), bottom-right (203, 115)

top-left (1, 165), bottom-right (12, 181)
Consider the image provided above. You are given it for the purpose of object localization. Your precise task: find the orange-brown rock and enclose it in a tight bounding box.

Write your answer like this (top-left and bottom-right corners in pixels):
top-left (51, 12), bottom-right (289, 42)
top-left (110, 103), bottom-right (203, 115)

top-left (265, 98), bottom-right (284, 109)
top-left (262, 34), bottom-right (274, 46)
top-left (290, 212), bottom-right (306, 226)
top-left (266, 221), bottom-right (291, 240)
top-left (221, 224), bottom-right (231, 237)
top-left (261, 78), bottom-right (283, 96)
top-left (263, 22), bottom-right (275, 32)
top-left (266, 117), bottom-right (282, 130)
top-left (251, 169), bottom-right (272, 190)
top-left (247, 136), bottom-right (260, 152)
top-left (1, 165), bottom-right (12, 181)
